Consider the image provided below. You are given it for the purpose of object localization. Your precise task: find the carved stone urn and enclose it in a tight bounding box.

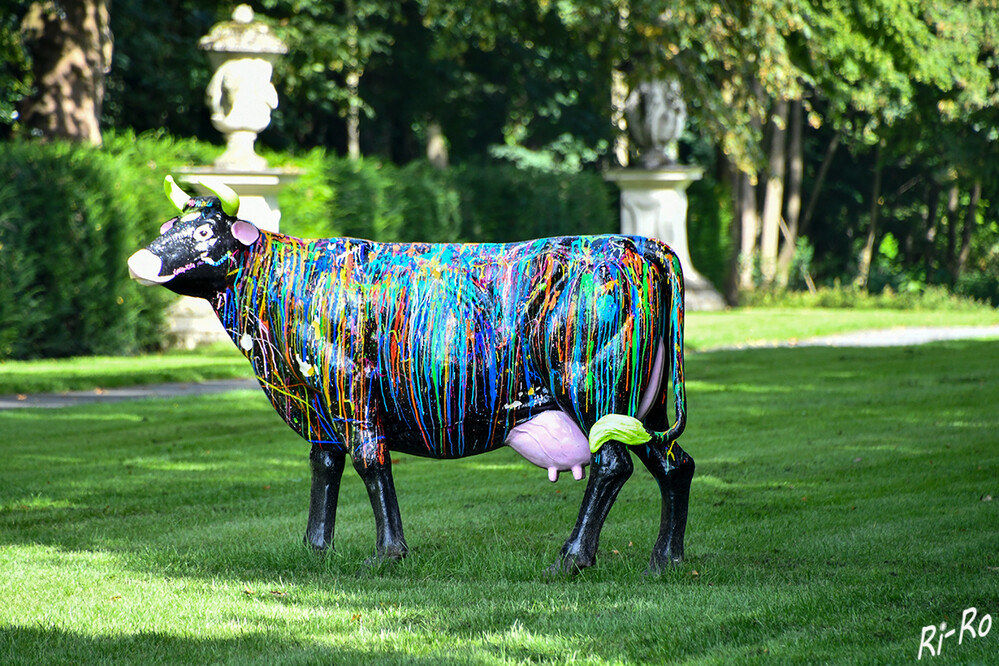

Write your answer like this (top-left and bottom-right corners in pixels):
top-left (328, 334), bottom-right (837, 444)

top-left (199, 4), bottom-right (287, 171)
top-left (624, 79), bottom-right (688, 169)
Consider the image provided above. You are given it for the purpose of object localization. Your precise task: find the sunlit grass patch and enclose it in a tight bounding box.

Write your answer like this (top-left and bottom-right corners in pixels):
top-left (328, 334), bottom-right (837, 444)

top-left (1, 341), bottom-right (997, 663)
top-left (0, 342), bottom-right (251, 394)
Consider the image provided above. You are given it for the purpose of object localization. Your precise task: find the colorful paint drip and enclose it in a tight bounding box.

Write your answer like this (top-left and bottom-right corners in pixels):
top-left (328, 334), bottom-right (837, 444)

top-left (211, 233), bottom-right (685, 460)
top-left (128, 178), bottom-right (695, 574)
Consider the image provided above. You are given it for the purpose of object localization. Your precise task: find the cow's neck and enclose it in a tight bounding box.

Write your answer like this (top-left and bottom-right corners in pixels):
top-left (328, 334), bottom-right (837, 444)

top-left (211, 232), bottom-right (296, 353)
top-left (210, 233), bottom-right (354, 358)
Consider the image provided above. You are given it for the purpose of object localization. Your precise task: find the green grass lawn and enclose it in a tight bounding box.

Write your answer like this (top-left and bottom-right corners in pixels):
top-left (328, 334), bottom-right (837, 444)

top-left (685, 307), bottom-right (999, 351)
top-left (0, 342), bottom-right (252, 395)
top-left (2, 338), bottom-right (997, 664)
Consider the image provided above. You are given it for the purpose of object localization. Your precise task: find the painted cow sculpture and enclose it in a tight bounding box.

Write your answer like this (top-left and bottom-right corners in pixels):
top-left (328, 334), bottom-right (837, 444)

top-left (128, 177), bottom-right (694, 574)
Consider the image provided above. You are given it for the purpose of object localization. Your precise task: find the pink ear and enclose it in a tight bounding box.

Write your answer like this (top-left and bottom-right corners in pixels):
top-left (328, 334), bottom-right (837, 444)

top-left (160, 220), bottom-right (175, 234)
top-left (231, 221), bottom-right (260, 246)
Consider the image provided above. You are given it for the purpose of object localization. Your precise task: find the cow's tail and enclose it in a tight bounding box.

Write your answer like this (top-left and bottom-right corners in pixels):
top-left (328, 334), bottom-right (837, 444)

top-left (588, 248), bottom-right (686, 454)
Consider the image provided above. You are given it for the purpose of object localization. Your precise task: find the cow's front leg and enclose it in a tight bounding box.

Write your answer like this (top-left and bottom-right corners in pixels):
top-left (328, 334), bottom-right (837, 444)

top-left (551, 441), bottom-right (633, 575)
top-left (352, 440), bottom-right (408, 563)
top-left (305, 444), bottom-right (346, 551)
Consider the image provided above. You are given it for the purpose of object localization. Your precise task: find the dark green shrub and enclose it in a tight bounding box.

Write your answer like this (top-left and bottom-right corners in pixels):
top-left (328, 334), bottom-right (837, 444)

top-left (275, 148), bottom-right (336, 239)
top-left (395, 161), bottom-right (463, 243)
top-left (955, 270), bottom-right (999, 308)
top-left (686, 174), bottom-right (732, 292)
top-left (331, 158), bottom-right (407, 241)
top-left (0, 182), bottom-right (43, 359)
top-left (2, 142), bottom-right (135, 358)
top-left (281, 154), bottom-right (412, 241)
top-left (0, 131), bottom-right (218, 360)
top-left (455, 164), bottom-right (612, 242)
top-left (741, 283), bottom-right (992, 312)
top-left (279, 153), bottom-right (617, 244)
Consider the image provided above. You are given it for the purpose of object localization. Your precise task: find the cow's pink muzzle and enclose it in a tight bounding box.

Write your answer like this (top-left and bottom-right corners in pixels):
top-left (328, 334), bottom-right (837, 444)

top-left (127, 249), bottom-right (172, 286)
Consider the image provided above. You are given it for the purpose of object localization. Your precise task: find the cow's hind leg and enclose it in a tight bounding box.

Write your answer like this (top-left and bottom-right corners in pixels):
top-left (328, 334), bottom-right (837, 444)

top-left (352, 450), bottom-right (408, 563)
top-left (551, 440), bottom-right (633, 575)
top-left (633, 441), bottom-right (694, 574)
top-left (305, 444), bottom-right (346, 551)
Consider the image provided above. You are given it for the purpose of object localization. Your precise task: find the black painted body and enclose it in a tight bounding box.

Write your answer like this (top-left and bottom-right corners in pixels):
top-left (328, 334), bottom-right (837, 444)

top-left (129, 195), bottom-right (694, 574)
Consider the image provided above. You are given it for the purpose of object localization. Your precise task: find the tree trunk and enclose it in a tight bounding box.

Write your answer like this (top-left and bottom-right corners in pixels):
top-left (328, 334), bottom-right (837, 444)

top-left (18, 0), bottom-right (111, 145)
top-left (611, 68), bottom-right (629, 167)
top-left (346, 70), bottom-right (361, 160)
top-left (735, 78), bottom-right (764, 293)
top-left (923, 181), bottom-right (942, 281)
top-left (759, 99), bottom-right (788, 285)
top-left (345, 0), bottom-right (361, 160)
top-left (944, 183), bottom-right (960, 280)
top-left (776, 99), bottom-right (803, 287)
top-left (723, 156), bottom-right (742, 304)
top-left (736, 170), bottom-right (760, 291)
top-left (955, 179), bottom-right (981, 282)
top-left (856, 144), bottom-right (883, 289)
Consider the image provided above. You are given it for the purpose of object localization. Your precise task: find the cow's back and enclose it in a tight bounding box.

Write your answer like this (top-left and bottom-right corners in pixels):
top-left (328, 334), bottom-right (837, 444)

top-left (224, 233), bottom-right (673, 457)
top-left (360, 235), bottom-right (673, 458)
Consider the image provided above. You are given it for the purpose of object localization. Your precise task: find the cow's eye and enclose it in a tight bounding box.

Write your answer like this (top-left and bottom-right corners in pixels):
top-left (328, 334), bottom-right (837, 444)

top-left (195, 225), bottom-right (213, 240)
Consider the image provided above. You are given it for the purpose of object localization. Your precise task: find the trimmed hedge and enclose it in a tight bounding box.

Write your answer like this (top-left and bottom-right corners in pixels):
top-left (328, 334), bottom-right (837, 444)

top-left (279, 150), bottom-right (617, 243)
top-left (0, 135), bottom-right (628, 359)
top-left (0, 132), bottom-right (217, 360)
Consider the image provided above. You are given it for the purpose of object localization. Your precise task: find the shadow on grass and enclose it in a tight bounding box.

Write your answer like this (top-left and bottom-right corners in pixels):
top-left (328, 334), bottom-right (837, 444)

top-left (0, 624), bottom-right (483, 665)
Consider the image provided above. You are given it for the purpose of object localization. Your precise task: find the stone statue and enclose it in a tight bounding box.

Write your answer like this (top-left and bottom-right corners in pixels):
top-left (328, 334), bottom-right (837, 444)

top-left (199, 4), bottom-right (287, 171)
top-left (624, 79), bottom-right (687, 169)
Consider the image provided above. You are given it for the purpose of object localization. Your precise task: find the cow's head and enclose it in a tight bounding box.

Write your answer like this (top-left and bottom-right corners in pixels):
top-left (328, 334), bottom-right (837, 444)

top-left (128, 176), bottom-right (261, 298)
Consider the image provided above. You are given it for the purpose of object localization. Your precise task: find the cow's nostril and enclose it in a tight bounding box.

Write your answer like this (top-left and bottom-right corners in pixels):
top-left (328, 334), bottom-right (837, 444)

top-left (127, 249), bottom-right (169, 286)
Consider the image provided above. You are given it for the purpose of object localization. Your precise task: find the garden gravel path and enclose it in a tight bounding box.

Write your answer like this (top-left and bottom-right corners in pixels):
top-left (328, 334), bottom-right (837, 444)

top-left (2, 325), bottom-right (998, 409)
top-left (709, 324), bottom-right (999, 351)
top-left (0, 378), bottom-right (259, 410)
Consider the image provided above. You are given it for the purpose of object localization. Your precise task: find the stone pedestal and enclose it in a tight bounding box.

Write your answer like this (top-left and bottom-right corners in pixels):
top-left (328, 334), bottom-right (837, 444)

top-left (176, 167), bottom-right (299, 232)
top-left (605, 167), bottom-right (725, 311)
top-left (165, 167), bottom-right (300, 348)
top-left (164, 296), bottom-right (229, 351)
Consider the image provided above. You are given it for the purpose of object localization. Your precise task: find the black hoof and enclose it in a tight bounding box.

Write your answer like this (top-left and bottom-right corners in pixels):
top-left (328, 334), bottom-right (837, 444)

top-left (644, 553), bottom-right (684, 577)
top-left (355, 549), bottom-right (406, 577)
top-left (304, 535), bottom-right (331, 552)
top-left (543, 553), bottom-right (593, 579)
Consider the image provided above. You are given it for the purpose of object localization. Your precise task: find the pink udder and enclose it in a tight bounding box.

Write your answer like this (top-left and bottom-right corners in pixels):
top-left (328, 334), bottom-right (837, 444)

top-left (504, 342), bottom-right (666, 482)
top-left (505, 410), bottom-right (590, 482)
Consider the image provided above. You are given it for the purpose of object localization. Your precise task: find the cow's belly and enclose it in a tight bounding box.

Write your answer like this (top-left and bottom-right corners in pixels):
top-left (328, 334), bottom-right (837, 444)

top-left (378, 411), bottom-right (497, 458)
top-left (503, 341), bottom-right (666, 482)
top-left (377, 380), bottom-right (558, 459)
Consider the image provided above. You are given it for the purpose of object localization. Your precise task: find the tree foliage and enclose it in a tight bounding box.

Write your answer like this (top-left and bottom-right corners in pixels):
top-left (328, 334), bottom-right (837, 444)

top-left (102, 0), bottom-right (219, 141)
top-left (721, 0), bottom-right (998, 295)
top-left (1, 0), bottom-right (996, 302)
